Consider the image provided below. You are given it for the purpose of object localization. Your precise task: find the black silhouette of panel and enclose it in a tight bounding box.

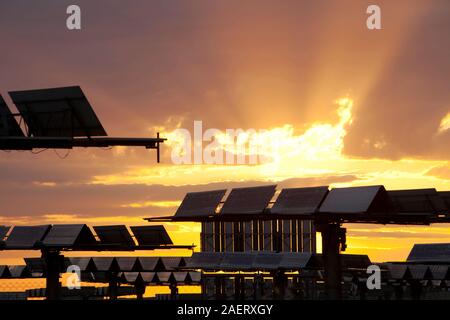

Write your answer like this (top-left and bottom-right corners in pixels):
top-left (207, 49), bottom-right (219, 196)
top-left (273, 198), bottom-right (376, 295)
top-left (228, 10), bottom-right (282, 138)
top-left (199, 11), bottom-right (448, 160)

top-left (220, 185), bottom-right (276, 215)
top-left (407, 243), bottom-right (450, 263)
top-left (175, 190), bottom-right (226, 218)
top-left (130, 226), bottom-right (172, 246)
top-left (272, 187), bottom-right (329, 215)
top-left (9, 86), bottom-right (107, 137)
top-left (5, 225), bottom-right (51, 249)
top-left (389, 189), bottom-right (447, 215)
top-left (42, 224), bottom-right (96, 247)
top-left (93, 225), bottom-right (135, 246)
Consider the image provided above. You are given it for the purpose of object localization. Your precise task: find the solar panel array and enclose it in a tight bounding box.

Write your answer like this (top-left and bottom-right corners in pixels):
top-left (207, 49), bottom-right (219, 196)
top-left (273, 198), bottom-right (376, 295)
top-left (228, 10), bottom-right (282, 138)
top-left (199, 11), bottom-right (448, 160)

top-left (183, 252), bottom-right (369, 271)
top-left (149, 185), bottom-right (450, 223)
top-left (0, 224), bottom-right (175, 250)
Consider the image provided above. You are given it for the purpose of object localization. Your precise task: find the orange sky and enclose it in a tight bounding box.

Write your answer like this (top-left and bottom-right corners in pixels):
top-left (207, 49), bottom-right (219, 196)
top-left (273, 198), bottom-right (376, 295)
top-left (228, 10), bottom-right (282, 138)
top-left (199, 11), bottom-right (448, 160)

top-left (0, 0), bottom-right (449, 269)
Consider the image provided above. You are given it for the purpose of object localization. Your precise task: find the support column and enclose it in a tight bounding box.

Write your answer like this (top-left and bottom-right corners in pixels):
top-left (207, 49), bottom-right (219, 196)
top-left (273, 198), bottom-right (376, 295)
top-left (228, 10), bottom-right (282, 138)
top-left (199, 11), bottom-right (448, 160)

top-left (316, 223), bottom-right (346, 300)
top-left (42, 249), bottom-right (63, 301)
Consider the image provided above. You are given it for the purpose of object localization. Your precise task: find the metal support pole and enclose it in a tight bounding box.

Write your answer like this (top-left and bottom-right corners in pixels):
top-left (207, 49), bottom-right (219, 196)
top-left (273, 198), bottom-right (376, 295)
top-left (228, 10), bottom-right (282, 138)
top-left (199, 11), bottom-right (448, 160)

top-left (317, 223), bottom-right (346, 300)
top-left (42, 249), bottom-right (63, 300)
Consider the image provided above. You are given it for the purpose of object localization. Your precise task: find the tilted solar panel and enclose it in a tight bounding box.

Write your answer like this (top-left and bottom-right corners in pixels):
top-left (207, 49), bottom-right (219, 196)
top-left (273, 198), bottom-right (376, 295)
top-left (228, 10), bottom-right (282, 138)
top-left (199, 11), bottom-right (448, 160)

top-left (42, 224), bottom-right (97, 247)
top-left (5, 225), bottom-right (51, 249)
top-left (389, 189), bottom-right (447, 215)
top-left (319, 185), bottom-right (389, 214)
top-left (93, 225), bottom-right (135, 246)
top-left (174, 189), bottom-right (226, 218)
top-left (407, 243), bottom-right (450, 262)
top-left (271, 187), bottom-right (329, 215)
top-left (115, 257), bottom-right (139, 271)
top-left (130, 225), bottom-right (173, 246)
top-left (9, 86), bottom-right (107, 137)
top-left (0, 95), bottom-right (24, 137)
top-left (220, 185), bottom-right (276, 215)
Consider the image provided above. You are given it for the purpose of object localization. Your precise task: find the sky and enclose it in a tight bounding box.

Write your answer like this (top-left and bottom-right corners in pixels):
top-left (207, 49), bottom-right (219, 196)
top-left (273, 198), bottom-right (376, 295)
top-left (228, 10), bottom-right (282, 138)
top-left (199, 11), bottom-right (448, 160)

top-left (0, 0), bottom-right (449, 268)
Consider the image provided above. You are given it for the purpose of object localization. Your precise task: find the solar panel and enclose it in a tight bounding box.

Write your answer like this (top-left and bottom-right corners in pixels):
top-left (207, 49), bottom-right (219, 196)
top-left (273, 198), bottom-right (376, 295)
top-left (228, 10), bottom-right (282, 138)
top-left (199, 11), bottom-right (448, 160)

top-left (389, 189), bottom-right (447, 215)
top-left (319, 185), bottom-right (389, 214)
top-left (184, 252), bottom-right (224, 269)
top-left (5, 225), bottom-right (51, 249)
top-left (0, 96), bottom-right (24, 137)
top-left (90, 257), bottom-right (118, 272)
top-left (137, 257), bottom-right (162, 271)
top-left (407, 243), bottom-right (450, 263)
top-left (252, 252), bottom-right (280, 270)
top-left (271, 187), bottom-right (329, 215)
top-left (220, 185), bottom-right (277, 215)
top-left (220, 252), bottom-right (255, 270)
top-left (174, 189), bottom-right (226, 218)
top-left (130, 226), bottom-right (173, 246)
top-left (0, 266), bottom-right (11, 278)
top-left (156, 272), bottom-right (172, 283)
top-left (93, 225), bottom-right (135, 246)
top-left (188, 271), bottom-right (201, 283)
top-left (160, 257), bottom-right (185, 271)
top-left (428, 265), bottom-right (449, 280)
top-left (9, 86), bottom-right (107, 137)
top-left (121, 272), bottom-right (140, 283)
top-left (140, 272), bottom-right (156, 283)
top-left (68, 258), bottom-right (92, 271)
top-left (42, 224), bottom-right (97, 247)
top-left (115, 257), bottom-right (139, 271)
top-left (386, 264), bottom-right (410, 280)
top-left (0, 226), bottom-right (10, 240)
top-left (172, 272), bottom-right (188, 283)
top-left (279, 252), bottom-right (314, 269)
top-left (8, 265), bottom-right (31, 278)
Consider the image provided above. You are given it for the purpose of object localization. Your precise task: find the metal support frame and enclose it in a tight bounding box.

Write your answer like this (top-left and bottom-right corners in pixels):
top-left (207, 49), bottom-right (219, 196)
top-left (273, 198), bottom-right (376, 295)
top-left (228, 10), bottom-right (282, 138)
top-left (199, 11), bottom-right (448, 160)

top-left (316, 223), bottom-right (347, 300)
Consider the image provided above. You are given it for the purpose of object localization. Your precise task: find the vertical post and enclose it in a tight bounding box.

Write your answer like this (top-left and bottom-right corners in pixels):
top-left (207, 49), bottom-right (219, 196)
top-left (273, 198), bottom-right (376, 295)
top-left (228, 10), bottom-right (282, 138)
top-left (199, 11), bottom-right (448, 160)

top-left (42, 249), bottom-right (63, 301)
top-left (317, 223), bottom-right (345, 300)
top-left (157, 132), bottom-right (160, 163)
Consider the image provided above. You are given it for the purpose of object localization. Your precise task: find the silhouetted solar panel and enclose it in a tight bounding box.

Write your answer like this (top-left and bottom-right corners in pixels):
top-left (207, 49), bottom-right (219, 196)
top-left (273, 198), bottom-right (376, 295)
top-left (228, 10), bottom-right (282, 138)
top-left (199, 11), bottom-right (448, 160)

top-left (428, 265), bottom-right (449, 280)
top-left (68, 257), bottom-right (92, 271)
top-left (0, 226), bottom-right (10, 240)
top-left (42, 224), bottom-right (97, 247)
top-left (279, 252), bottom-right (314, 269)
top-left (220, 253), bottom-right (255, 270)
top-left (389, 189), bottom-right (447, 215)
top-left (271, 187), bottom-right (329, 215)
top-left (115, 257), bottom-right (139, 271)
top-left (90, 257), bottom-right (118, 272)
top-left (252, 252), bottom-right (280, 269)
top-left (0, 96), bottom-right (24, 137)
top-left (5, 225), bottom-right (51, 249)
top-left (188, 271), bottom-right (201, 283)
top-left (173, 272), bottom-right (188, 283)
top-left (184, 252), bottom-right (224, 269)
top-left (130, 226), bottom-right (172, 246)
top-left (386, 264), bottom-right (410, 280)
top-left (156, 272), bottom-right (172, 283)
top-left (140, 272), bottom-right (156, 283)
top-left (407, 243), bottom-right (450, 263)
top-left (93, 225), bottom-right (135, 246)
top-left (8, 265), bottom-right (31, 278)
top-left (220, 185), bottom-right (276, 215)
top-left (160, 257), bottom-right (185, 271)
top-left (408, 265), bottom-right (432, 280)
top-left (138, 257), bottom-right (162, 271)
top-left (9, 86), bottom-right (107, 137)
top-left (174, 190), bottom-right (226, 218)
top-left (121, 272), bottom-right (140, 283)
top-left (319, 185), bottom-right (389, 214)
